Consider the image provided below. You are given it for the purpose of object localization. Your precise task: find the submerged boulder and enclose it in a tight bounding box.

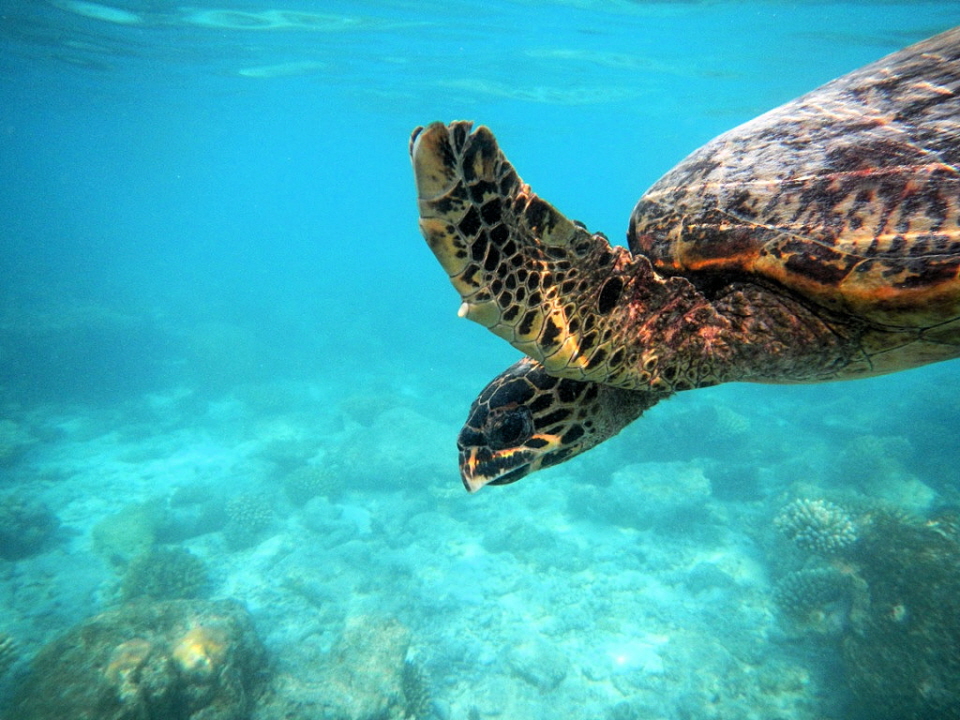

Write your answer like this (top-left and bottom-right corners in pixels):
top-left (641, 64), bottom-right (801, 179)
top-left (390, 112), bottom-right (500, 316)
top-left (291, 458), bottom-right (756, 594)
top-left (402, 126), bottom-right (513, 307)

top-left (12, 598), bottom-right (266, 720)
top-left (256, 614), bottom-right (430, 720)
top-left (0, 494), bottom-right (60, 560)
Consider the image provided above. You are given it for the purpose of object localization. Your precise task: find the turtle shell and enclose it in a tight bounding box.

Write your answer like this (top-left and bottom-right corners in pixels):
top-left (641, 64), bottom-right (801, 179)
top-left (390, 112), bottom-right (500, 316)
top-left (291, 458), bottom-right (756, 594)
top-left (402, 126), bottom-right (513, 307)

top-left (630, 27), bottom-right (960, 339)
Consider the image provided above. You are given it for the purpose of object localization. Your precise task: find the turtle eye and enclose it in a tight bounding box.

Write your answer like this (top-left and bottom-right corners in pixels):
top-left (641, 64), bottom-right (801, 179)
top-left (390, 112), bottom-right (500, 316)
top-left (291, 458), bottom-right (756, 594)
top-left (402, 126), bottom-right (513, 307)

top-left (485, 406), bottom-right (534, 450)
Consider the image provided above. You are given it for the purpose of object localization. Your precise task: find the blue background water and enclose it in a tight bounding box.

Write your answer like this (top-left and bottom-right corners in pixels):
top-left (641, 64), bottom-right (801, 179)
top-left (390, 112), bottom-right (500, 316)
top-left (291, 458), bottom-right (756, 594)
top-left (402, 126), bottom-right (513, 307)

top-left (1, 2), bottom-right (959, 719)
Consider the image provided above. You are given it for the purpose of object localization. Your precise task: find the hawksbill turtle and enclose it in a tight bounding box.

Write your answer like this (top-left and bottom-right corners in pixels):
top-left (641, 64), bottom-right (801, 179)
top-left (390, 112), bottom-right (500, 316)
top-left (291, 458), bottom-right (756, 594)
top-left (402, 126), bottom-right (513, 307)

top-left (411, 27), bottom-right (960, 492)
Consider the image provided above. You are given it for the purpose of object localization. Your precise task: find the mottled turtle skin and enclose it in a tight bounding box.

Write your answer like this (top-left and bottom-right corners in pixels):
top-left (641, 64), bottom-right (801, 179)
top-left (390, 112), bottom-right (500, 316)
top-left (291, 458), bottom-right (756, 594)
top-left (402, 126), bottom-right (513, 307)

top-left (411, 27), bottom-right (960, 491)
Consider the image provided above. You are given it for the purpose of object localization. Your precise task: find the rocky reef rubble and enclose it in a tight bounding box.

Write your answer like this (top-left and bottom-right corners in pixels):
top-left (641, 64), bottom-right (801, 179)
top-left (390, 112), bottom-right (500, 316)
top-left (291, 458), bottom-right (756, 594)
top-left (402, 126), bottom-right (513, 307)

top-left (254, 614), bottom-right (431, 720)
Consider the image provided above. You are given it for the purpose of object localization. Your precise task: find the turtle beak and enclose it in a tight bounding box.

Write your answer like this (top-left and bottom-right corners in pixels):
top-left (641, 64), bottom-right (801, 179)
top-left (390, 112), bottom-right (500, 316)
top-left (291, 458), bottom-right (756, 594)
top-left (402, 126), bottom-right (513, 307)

top-left (459, 447), bottom-right (535, 493)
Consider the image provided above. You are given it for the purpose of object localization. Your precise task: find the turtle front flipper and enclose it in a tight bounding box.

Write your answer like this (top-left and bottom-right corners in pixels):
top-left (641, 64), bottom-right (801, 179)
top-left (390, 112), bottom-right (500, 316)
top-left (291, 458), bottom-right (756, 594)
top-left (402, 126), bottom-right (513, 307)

top-left (411, 121), bottom-right (650, 387)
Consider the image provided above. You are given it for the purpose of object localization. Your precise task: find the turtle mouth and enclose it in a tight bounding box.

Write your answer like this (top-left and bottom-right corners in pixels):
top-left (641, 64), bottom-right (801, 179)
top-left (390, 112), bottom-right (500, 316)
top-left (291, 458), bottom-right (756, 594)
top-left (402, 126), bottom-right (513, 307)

top-left (484, 465), bottom-right (531, 487)
top-left (459, 447), bottom-right (535, 492)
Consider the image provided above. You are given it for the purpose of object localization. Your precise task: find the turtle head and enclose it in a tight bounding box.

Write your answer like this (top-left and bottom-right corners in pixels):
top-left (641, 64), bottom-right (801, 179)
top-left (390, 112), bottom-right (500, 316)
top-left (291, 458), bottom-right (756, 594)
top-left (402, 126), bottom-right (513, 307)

top-left (457, 358), bottom-right (657, 492)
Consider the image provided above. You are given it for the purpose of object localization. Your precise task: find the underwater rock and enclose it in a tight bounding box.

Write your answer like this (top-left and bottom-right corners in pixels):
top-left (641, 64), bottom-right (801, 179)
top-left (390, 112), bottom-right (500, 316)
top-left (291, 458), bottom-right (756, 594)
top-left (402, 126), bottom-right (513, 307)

top-left (684, 562), bottom-right (739, 596)
top-left (334, 407), bottom-right (450, 491)
top-left (0, 493), bottom-right (60, 559)
top-left (0, 302), bottom-right (174, 403)
top-left (0, 419), bottom-right (37, 466)
top-left (482, 520), bottom-right (584, 572)
top-left (156, 484), bottom-right (229, 543)
top-left (320, 615), bottom-right (414, 719)
top-left (506, 637), bottom-right (569, 692)
top-left (567, 461), bottom-right (711, 530)
top-left (92, 502), bottom-right (161, 566)
top-left (299, 496), bottom-right (369, 548)
top-left (11, 598), bottom-right (266, 720)
top-left (774, 498), bottom-right (858, 556)
top-left (0, 632), bottom-right (18, 678)
top-left (121, 547), bottom-right (209, 602)
top-left (704, 460), bottom-right (763, 501)
top-left (255, 615), bottom-right (427, 720)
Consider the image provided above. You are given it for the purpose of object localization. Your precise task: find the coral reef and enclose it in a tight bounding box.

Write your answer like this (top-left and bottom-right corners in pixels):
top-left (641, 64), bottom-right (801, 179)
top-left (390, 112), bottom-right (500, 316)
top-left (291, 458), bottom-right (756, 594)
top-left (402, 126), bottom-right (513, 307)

top-left (339, 392), bottom-right (396, 426)
top-left (224, 493), bottom-right (275, 549)
top-left (0, 300), bottom-right (173, 403)
top-left (706, 405), bottom-right (751, 442)
top-left (770, 504), bottom-right (960, 718)
top-left (121, 547), bottom-right (209, 602)
top-left (282, 464), bottom-right (336, 506)
top-left (840, 510), bottom-right (960, 719)
top-left (835, 435), bottom-right (938, 511)
top-left (567, 461), bottom-right (713, 532)
top-left (323, 615), bottom-right (414, 719)
top-left (0, 418), bottom-right (37, 466)
top-left (253, 415), bottom-right (322, 470)
top-left (483, 519), bottom-right (584, 572)
top-left (156, 484), bottom-right (228, 543)
top-left (506, 637), bottom-right (570, 692)
top-left (256, 615), bottom-right (426, 720)
top-left (836, 434), bottom-right (911, 488)
top-left (774, 498), bottom-right (858, 556)
top-left (334, 407), bottom-right (450, 490)
top-left (927, 507), bottom-right (960, 541)
top-left (0, 632), bottom-right (18, 678)
top-left (705, 460), bottom-right (763, 501)
top-left (92, 502), bottom-right (160, 566)
top-left (11, 598), bottom-right (266, 720)
top-left (0, 493), bottom-right (59, 560)
top-left (773, 568), bottom-right (849, 624)
top-left (401, 661), bottom-right (432, 719)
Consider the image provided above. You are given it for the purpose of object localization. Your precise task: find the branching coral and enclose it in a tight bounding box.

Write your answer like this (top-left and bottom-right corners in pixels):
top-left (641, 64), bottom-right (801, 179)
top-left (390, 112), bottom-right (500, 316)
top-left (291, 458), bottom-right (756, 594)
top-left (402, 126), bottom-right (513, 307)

top-left (224, 493), bottom-right (275, 549)
top-left (774, 568), bottom-right (849, 621)
top-left (774, 498), bottom-right (858, 556)
top-left (225, 494), bottom-right (274, 530)
top-left (283, 465), bottom-right (336, 505)
top-left (121, 547), bottom-right (209, 602)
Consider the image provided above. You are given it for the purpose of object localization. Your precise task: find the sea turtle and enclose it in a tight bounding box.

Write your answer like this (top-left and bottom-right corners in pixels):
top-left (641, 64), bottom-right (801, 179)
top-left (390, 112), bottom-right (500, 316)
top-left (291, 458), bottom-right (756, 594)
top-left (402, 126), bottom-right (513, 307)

top-left (410, 27), bottom-right (960, 492)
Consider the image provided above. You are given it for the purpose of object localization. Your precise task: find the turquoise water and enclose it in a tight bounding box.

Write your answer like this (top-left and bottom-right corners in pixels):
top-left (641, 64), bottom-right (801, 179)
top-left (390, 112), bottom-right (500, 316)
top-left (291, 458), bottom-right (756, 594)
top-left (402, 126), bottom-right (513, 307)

top-left (1, 2), bottom-right (959, 719)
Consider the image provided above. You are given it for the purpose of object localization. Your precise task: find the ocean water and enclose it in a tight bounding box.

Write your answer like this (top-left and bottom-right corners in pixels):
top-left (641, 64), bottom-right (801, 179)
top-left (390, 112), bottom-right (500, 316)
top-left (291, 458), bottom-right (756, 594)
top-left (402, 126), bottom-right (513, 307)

top-left (1, 2), bottom-right (959, 719)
